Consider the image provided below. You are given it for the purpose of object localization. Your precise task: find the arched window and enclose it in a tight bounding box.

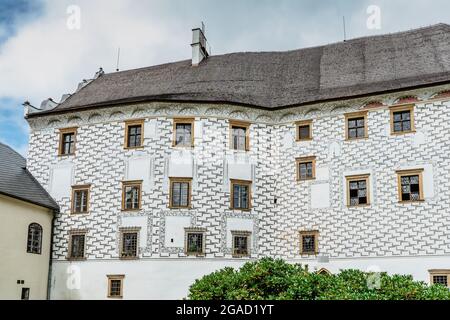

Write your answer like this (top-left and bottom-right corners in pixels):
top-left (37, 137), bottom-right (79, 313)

top-left (317, 268), bottom-right (331, 275)
top-left (27, 223), bottom-right (42, 254)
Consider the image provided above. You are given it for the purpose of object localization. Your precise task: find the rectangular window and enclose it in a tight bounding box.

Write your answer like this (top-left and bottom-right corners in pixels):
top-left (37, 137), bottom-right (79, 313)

top-left (68, 231), bottom-right (86, 260)
top-left (345, 111), bottom-right (368, 140)
top-left (295, 120), bottom-right (312, 141)
top-left (230, 179), bottom-right (251, 210)
top-left (58, 128), bottom-right (77, 156)
top-left (169, 178), bottom-right (192, 208)
top-left (107, 275), bottom-right (124, 298)
top-left (230, 121), bottom-right (250, 151)
top-left (429, 270), bottom-right (450, 288)
top-left (21, 288), bottom-right (30, 300)
top-left (396, 169), bottom-right (424, 202)
top-left (173, 118), bottom-right (194, 147)
top-left (232, 231), bottom-right (251, 257)
top-left (71, 185), bottom-right (90, 214)
top-left (390, 105), bottom-right (415, 134)
top-left (185, 228), bottom-right (206, 255)
top-left (300, 230), bottom-right (319, 255)
top-left (346, 175), bottom-right (370, 206)
top-left (124, 120), bottom-right (144, 149)
top-left (122, 181), bottom-right (142, 211)
top-left (120, 228), bottom-right (139, 259)
top-left (296, 156), bottom-right (316, 181)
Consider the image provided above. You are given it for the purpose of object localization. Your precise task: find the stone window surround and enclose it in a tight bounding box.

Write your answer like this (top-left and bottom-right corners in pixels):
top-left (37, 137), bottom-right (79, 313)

top-left (58, 127), bottom-right (77, 156)
top-left (230, 179), bottom-right (252, 211)
top-left (119, 227), bottom-right (141, 260)
top-left (169, 177), bottom-right (192, 209)
top-left (345, 174), bottom-right (371, 207)
top-left (71, 184), bottom-right (91, 215)
top-left (124, 119), bottom-right (145, 149)
top-left (121, 180), bottom-right (143, 211)
top-left (429, 269), bottom-right (450, 287)
top-left (172, 117), bottom-right (195, 148)
top-left (107, 274), bottom-right (125, 298)
top-left (396, 168), bottom-right (424, 203)
top-left (389, 104), bottom-right (415, 135)
top-left (296, 156), bottom-right (316, 181)
top-left (184, 227), bottom-right (206, 256)
top-left (344, 111), bottom-right (368, 140)
top-left (295, 119), bottom-right (313, 141)
top-left (67, 229), bottom-right (88, 261)
top-left (231, 230), bottom-right (251, 258)
top-left (299, 230), bottom-right (319, 255)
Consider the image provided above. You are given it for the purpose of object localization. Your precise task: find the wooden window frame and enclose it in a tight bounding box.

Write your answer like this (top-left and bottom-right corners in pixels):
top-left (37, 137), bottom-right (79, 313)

top-left (344, 111), bottom-right (368, 140)
top-left (119, 227), bottom-right (140, 260)
top-left (58, 127), bottom-right (77, 156)
top-left (107, 275), bottom-right (125, 299)
top-left (121, 180), bottom-right (143, 211)
top-left (299, 230), bottom-right (319, 255)
top-left (429, 269), bottom-right (450, 287)
top-left (184, 228), bottom-right (206, 256)
top-left (396, 169), bottom-right (424, 203)
top-left (169, 177), bottom-right (192, 209)
top-left (230, 179), bottom-right (252, 211)
top-left (296, 156), bottom-right (316, 181)
top-left (295, 120), bottom-right (313, 141)
top-left (346, 174), bottom-right (371, 207)
top-left (229, 120), bottom-right (250, 151)
top-left (231, 230), bottom-right (251, 258)
top-left (389, 105), bottom-right (415, 135)
top-left (172, 118), bottom-right (195, 148)
top-left (124, 119), bottom-right (145, 149)
top-left (67, 230), bottom-right (87, 261)
top-left (71, 185), bottom-right (91, 215)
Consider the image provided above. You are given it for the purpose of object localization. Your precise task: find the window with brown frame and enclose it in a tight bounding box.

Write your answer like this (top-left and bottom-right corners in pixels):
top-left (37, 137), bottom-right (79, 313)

top-left (299, 230), bottom-right (319, 255)
top-left (295, 120), bottom-right (312, 141)
top-left (68, 230), bottom-right (87, 260)
top-left (107, 275), bottom-right (125, 298)
top-left (396, 169), bottom-right (424, 202)
top-left (185, 228), bottom-right (206, 255)
top-left (173, 118), bottom-right (194, 148)
top-left (390, 105), bottom-right (415, 134)
top-left (124, 120), bottom-right (144, 149)
top-left (71, 185), bottom-right (90, 214)
top-left (296, 156), bottom-right (316, 181)
top-left (169, 177), bottom-right (192, 208)
top-left (232, 231), bottom-right (251, 257)
top-left (429, 270), bottom-right (450, 288)
top-left (121, 181), bottom-right (142, 211)
top-left (230, 120), bottom-right (250, 151)
top-left (58, 127), bottom-right (77, 156)
top-left (230, 179), bottom-right (251, 210)
top-left (346, 174), bottom-right (370, 206)
top-left (345, 111), bottom-right (368, 140)
top-left (119, 228), bottom-right (139, 259)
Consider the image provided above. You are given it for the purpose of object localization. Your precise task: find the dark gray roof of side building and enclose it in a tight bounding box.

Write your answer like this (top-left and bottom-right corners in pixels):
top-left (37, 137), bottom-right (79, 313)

top-left (0, 142), bottom-right (59, 211)
top-left (29, 23), bottom-right (450, 116)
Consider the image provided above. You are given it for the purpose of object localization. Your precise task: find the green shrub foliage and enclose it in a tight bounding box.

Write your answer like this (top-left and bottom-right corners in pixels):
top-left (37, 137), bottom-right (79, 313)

top-left (188, 258), bottom-right (450, 300)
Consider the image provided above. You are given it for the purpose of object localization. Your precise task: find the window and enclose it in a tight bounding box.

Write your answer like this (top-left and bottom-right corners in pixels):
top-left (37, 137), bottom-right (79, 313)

top-left (107, 275), bottom-right (125, 298)
top-left (429, 270), bottom-right (450, 288)
top-left (230, 121), bottom-right (250, 151)
top-left (122, 181), bottom-right (142, 211)
top-left (300, 230), bottom-right (319, 255)
top-left (346, 174), bottom-right (370, 206)
top-left (68, 231), bottom-right (86, 260)
top-left (317, 268), bottom-right (331, 275)
top-left (58, 128), bottom-right (77, 156)
top-left (185, 228), bottom-right (206, 255)
top-left (21, 288), bottom-right (30, 300)
top-left (232, 231), bottom-right (251, 257)
top-left (173, 118), bottom-right (194, 147)
top-left (169, 178), bottom-right (192, 208)
top-left (120, 228), bottom-right (139, 259)
top-left (296, 156), bottom-right (316, 181)
top-left (345, 111), bottom-right (368, 140)
top-left (396, 169), bottom-right (424, 202)
top-left (27, 223), bottom-right (42, 254)
top-left (71, 185), bottom-right (90, 214)
top-left (295, 120), bottom-right (312, 141)
top-left (230, 179), bottom-right (251, 210)
top-left (124, 120), bottom-right (144, 148)
top-left (390, 105), bottom-right (415, 134)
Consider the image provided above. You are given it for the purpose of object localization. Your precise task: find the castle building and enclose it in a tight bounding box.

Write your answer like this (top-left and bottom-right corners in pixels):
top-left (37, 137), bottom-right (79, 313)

top-left (26, 24), bottom-right (450, 299)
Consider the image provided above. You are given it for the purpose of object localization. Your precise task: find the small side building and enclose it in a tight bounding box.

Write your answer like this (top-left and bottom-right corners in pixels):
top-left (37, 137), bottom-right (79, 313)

top-left (0, 142), bottom-right (59, 300)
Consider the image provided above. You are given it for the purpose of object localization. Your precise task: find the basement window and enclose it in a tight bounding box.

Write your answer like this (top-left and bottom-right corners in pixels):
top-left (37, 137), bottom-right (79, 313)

top-left (107, 275), bottom-right (125, 298)
top-left (429, 270), bottom-right (450, 288)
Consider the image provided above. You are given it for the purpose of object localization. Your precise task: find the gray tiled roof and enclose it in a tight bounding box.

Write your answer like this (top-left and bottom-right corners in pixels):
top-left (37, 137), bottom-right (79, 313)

top-left (29, 24), bottom-right (450, 116)
top-left (0, 142), bottom-right (59, 211)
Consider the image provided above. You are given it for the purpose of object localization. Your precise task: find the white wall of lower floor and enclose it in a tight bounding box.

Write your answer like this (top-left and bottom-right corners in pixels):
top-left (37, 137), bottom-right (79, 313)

top-left (49, 255), bottom-right (450, 300)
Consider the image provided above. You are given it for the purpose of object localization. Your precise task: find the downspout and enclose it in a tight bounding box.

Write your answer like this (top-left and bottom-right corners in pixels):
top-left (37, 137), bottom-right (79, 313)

top-left (46, 213), bottom-right (56, 300)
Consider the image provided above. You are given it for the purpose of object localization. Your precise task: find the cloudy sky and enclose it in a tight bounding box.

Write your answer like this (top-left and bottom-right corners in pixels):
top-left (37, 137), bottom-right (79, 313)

top-left (0, 0), bottom-right (449, 156)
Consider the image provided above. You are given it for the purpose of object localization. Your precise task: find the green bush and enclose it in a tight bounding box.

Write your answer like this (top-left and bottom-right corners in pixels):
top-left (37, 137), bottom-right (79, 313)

top-left (187, 258), bottom-right (450, 300)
